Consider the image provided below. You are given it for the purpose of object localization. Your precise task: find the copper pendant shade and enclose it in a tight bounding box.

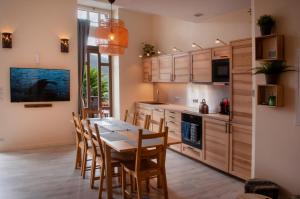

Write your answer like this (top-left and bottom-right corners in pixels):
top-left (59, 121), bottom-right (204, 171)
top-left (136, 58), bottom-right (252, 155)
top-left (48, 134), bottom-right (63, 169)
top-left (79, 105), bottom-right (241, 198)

top-left (96, 0), bottom-right (128, 56)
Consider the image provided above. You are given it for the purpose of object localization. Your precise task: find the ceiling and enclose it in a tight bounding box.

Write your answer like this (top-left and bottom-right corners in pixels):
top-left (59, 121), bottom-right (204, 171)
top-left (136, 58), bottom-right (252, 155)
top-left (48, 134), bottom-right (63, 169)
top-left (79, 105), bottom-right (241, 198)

top-left (92, 0), bottom-right (251, 22)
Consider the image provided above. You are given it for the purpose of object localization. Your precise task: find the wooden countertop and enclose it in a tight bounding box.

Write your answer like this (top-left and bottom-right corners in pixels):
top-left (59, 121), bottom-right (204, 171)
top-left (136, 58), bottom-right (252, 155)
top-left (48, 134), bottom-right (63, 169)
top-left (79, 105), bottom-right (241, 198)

top-left (137, 102), bottom-right (230, 122)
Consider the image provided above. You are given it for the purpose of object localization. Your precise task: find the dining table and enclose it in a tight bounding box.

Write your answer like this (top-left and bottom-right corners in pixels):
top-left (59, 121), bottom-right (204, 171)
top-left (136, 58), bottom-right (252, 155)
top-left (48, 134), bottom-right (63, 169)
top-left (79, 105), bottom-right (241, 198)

top-left (87, 117), bottom-right (182, 199)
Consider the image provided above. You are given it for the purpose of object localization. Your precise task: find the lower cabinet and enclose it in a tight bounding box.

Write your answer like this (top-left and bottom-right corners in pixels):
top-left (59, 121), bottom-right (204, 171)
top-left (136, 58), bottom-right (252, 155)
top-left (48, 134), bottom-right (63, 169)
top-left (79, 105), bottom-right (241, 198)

top-left (229, 123), bottom-right (252, 180)
top-left (202, 118), bottom-right (229, 172)
top-left (136, 104), bottom-right (152, 128)
top-left (152, 108), bottom-right (165, 132)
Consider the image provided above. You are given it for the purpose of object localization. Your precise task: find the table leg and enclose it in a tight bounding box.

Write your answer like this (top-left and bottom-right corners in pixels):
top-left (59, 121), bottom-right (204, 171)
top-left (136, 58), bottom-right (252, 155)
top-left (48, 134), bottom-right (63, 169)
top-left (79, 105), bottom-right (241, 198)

top-left (105, 143), bottom-right (113, 199)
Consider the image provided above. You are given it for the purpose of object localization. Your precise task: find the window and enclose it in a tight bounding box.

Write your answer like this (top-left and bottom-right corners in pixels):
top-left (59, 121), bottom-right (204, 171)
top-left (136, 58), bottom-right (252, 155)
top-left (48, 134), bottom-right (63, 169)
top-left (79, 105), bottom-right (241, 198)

top-left (78, 7), bottom-right (113, 116)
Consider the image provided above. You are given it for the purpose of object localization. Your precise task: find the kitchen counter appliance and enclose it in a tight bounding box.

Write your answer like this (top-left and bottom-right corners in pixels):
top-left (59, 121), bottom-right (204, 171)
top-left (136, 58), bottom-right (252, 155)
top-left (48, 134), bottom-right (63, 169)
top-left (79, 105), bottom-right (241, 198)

top-left (181, 113), bottom-right (202, 149)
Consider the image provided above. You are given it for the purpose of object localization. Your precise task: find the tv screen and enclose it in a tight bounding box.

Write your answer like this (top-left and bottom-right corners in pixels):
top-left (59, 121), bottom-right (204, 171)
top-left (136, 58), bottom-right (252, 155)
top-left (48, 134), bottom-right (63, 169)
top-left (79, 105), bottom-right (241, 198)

top-left (10, 67), bottom-right (70, 102)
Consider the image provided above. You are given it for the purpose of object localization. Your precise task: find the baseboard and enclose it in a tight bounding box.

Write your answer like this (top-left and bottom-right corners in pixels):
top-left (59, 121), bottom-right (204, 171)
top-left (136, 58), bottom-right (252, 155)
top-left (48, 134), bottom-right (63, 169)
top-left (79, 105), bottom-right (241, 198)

top-left (0, 140), bottom-right (75, 152)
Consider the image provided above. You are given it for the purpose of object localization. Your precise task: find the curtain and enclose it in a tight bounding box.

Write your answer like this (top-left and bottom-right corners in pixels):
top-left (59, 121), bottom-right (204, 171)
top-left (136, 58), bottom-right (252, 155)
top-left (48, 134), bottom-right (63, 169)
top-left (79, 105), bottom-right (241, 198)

top-left (77, 19), bottom-right (90, 114)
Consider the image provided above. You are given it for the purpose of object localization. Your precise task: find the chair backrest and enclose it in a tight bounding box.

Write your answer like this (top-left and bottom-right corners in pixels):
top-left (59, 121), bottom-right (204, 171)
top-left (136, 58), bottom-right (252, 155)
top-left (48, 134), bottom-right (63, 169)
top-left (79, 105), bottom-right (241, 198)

top-left (85, 120), bottom-right (105, 162)
top-left (135, 127), bottom-right (169, 172)
top-left (72, 112), bottom-right (83, 143)
top-left (81, 119), bottom-right (91, 149)
top-left (124, 109), bottom-right (138, 125)
top-left (144, 115), bottom-right (164, 133)
top-left (82, 108), bottom-right (103, 119)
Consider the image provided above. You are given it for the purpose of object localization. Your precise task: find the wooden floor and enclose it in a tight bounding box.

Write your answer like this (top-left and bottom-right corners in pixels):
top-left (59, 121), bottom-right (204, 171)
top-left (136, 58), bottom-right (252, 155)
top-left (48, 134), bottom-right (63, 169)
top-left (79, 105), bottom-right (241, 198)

top-left (0, 145), bottom-right (243, 199)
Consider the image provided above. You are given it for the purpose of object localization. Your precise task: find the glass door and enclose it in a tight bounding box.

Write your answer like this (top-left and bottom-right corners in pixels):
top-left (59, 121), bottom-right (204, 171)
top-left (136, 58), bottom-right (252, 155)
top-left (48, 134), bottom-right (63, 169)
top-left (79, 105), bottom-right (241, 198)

top-left (83, 46), bottom-right (112, 116)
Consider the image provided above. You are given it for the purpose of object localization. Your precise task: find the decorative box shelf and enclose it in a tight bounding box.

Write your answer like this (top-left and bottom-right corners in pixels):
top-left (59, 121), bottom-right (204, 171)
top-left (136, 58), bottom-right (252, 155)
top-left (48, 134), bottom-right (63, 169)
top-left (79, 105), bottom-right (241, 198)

top-left (257, 84), bottom-right (283, 107)
top-left (255, 34), bottom-right (284, 61)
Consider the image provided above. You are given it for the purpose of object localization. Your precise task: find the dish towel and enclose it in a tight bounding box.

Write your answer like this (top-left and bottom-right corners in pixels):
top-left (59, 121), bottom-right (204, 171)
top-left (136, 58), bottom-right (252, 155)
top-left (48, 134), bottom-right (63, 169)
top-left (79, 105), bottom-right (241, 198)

top-left (181, 121), bottom-right (191, 141)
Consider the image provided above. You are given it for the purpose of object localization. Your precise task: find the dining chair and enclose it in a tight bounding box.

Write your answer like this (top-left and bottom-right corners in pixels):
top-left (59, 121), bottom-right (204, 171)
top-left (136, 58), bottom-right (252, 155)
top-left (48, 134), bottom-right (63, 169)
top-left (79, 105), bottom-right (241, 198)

top-left (121, 127), bottom-right (169, 199)
top-left (82, 108), bottom-right (103, 119)
top-left (144, 115), bottom-right (165, 133)
top-left (124, 109), bottom-right (138, 125)
top-left (81, 120), bottom-right (94, 178)
top-left (86, 121), bottom-right (135, 198)
top-left (72, 112), bottom-right (84, 169)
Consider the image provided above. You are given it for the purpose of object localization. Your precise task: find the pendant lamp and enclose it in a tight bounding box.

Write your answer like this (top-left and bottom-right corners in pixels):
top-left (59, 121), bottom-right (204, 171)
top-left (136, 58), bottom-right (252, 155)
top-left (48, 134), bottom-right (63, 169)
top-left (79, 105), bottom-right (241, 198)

top-left (96, 0), bottom-right (128, 56)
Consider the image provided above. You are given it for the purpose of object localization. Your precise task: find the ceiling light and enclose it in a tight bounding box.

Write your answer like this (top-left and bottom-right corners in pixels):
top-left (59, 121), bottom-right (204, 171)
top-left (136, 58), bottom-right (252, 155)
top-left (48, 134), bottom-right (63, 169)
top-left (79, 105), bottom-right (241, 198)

top-left (96, 0), bottom-right (128, 56)
top-left (157, 50), bottom-right (161, 54)
top-left (172, 47), bottom-right (182, 52)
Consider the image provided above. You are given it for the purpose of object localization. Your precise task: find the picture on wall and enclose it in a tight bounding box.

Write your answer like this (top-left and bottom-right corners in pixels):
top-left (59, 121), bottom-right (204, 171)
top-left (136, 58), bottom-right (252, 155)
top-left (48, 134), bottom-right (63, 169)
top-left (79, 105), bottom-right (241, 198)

top-left (10, 67), bottom-right (70, 102)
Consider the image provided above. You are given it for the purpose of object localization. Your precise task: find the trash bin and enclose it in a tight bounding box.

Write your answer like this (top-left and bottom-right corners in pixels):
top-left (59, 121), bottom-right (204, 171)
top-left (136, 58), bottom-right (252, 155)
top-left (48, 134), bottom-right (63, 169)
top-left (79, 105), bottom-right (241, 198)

top-left (245, 179), bottom-right (279, 199)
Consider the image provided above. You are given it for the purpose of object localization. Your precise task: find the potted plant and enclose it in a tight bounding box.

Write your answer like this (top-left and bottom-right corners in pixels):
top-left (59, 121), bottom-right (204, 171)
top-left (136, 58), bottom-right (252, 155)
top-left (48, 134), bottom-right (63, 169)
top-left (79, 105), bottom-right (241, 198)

top-left (257, 15), bottom-right (276, 36)
top-left (142, 43), bottom-right (156, 57)
top-left (253, 60), bottom-right (294, 84)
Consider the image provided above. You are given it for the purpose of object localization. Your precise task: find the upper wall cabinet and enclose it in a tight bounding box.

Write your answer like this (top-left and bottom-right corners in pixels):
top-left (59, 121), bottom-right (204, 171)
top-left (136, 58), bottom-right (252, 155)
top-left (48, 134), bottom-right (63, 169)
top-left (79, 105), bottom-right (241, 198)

top-left (142, 58), bottom-right (152, 82)
top-left (151, 57), bottom-right (159, 82)
top-left (212, 46), bottom-right (232, 60)
top-left (173, 53), bottom-right (190, 82)
top-left (190, 49), bottom-right (212, 83)
top-left (158, 55), bottom-right (173, 82)
top-left (231, 39), bottom-right (252, 73)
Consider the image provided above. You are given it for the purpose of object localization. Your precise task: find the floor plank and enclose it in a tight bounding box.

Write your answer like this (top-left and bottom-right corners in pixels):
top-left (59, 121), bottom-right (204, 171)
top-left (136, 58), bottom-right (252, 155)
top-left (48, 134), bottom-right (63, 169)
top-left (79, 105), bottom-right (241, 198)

top-left (0, 145), bottom-right (243, 199)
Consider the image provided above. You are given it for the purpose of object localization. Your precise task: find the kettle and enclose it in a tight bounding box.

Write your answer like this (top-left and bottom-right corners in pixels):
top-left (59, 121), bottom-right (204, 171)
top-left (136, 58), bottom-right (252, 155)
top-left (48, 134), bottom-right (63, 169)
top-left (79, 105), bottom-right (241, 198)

top-left (199, 99), bottom-right (209, 114)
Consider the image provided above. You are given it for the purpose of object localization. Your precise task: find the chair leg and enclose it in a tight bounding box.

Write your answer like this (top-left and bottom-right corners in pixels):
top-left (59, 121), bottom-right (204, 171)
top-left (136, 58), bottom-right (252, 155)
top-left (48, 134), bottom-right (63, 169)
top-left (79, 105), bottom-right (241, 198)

top-left (136, 176), bottom-right (143, 199)
top-left (161, 169), bottom-right (168, 199)
top-left (81, 149), bottom-right (87, 177)
top-left (90, 154), bottom-right (96, 189)
top-left (75, 145), bottom-right (81, 169)
top-left (146, 178), bottom-right (150, 192)
top-left (98, 164), bottom-right (105, 199)
top-left (117, 166), bottom-right (122, 185)
top-left (130, 175), bottom-right (134, 193)
top-left (121, 166), bottom-right (127, 199)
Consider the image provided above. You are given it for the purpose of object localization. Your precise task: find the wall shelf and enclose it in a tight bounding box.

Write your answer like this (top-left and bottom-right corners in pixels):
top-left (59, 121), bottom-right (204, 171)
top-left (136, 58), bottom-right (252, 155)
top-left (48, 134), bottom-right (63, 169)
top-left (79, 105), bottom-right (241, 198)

top-left (255, 34), bottom-right (284, 61)
top-left (257, 84), bottom-right (283, 107)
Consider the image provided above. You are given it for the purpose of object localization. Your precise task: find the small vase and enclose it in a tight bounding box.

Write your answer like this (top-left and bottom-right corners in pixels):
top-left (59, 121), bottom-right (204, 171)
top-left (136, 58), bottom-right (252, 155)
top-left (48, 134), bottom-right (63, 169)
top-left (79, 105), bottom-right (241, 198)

top-left (265, 74), bottom-right (278, 84)
top-left (260, 25), bottom-right (272, 36)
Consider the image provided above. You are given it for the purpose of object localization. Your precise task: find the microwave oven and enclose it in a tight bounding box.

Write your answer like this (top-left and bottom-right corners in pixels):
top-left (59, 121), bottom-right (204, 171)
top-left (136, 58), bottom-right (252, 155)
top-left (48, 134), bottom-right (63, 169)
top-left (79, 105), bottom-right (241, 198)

top-left (212, 58), bottom-right (230, 83)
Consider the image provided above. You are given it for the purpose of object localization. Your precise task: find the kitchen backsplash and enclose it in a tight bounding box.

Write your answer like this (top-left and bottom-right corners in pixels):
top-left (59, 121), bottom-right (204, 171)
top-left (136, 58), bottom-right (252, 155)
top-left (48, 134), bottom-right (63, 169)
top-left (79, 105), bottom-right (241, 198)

top-left (153, 83), bottom-right (229, 113)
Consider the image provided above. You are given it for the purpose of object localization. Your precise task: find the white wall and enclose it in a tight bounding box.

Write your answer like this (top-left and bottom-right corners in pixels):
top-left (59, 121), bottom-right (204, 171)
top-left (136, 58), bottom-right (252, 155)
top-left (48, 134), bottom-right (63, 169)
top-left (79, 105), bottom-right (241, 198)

top-left (118, 9), bottom-right (154, 119)
top-left (252, 0), bottom-right (300, 197)
top-left (0, 0), bottom-right (78, 151)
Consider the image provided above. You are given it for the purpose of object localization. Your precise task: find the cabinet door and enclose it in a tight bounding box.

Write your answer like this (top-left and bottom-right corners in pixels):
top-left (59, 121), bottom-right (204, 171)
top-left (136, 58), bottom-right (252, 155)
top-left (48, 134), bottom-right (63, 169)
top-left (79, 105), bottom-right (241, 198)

top-left (191, 49), bottom-right (212, 82)
top-left (158, 55), bottom-right (173, 82)
top-left (151, 57), bottom-right (159, 82)
top-left (203, 118), bottom-right (229, 172)
top-left (231, 39), bottom-right (252, 125)
top-left (142, 58), bottom-right (152, 82)
top-left (229, 123), bottom-right (252, 180)
top-left (173, 53), bottom-right (190, 82)
top-left (152, 108), bottom-right (165, 132)
top-left (212, 46), bottom-right (231, 60)
top-left (136, 104), bottom-right (152, 128)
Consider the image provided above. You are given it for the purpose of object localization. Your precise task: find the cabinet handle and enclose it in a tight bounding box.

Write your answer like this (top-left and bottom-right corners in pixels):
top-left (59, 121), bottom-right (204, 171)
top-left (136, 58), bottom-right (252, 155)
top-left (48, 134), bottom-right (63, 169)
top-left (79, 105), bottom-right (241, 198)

top-left (169, 116), bottom-right (175, 119)
top-left (148, 75), bottom-right (152, 82)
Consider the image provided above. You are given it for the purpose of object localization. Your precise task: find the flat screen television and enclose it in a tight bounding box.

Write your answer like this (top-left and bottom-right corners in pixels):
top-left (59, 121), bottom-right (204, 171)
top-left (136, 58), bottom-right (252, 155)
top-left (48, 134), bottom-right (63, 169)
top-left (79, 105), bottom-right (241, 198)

top-left (10, 67), bottom-right (70, 102)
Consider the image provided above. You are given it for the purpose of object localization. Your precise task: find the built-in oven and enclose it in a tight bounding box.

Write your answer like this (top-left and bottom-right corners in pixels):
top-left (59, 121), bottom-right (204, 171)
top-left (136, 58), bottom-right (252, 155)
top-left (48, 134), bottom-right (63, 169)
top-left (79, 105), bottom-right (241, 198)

top-left (212, 58), bottom-right (230, 83)
top-left (181, 113), bottom-right (202, 149)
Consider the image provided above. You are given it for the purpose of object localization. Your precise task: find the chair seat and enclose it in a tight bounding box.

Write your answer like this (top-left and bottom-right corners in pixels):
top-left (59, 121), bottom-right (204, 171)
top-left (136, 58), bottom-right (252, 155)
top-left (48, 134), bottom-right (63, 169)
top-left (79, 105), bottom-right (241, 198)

top-left (122, 159), bottom-right (159, 172)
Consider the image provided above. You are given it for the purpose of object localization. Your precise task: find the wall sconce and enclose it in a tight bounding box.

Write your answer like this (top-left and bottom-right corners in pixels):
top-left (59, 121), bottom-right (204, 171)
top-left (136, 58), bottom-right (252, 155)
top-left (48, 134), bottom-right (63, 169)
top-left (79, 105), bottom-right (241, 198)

top-left (172, 47), bottom-right (183, 52)
top-left (2, 32), bottom-right (12, 48)
top-left (215, 38), bottom-right (228, 45)
top-left (60, 38), bottom-right (69, 53)
top-left (192, 42), bottom-right (203, 49)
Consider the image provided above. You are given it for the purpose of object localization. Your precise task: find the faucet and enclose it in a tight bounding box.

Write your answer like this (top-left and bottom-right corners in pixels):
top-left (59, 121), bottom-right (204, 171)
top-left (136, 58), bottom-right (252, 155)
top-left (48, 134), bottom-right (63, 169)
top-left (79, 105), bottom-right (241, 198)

top-left (156, 89), bottom-right (159, 102)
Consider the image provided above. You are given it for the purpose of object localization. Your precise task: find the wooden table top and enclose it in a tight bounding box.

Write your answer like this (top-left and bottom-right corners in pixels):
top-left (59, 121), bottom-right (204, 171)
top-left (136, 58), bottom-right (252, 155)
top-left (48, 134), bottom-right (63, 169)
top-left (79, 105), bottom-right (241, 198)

top-left (88, 117), bottom-right (182, 152)
top-left (236, 193), bottom-right (271, 199)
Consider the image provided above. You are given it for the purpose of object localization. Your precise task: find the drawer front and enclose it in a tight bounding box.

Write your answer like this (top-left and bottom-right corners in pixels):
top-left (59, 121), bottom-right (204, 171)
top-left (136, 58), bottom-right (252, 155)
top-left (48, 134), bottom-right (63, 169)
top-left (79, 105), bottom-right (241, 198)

top-left (182, 144), bottom-right (202, 160)
top-left (168, 128), bottom-right (181, 139)
top-left (165, 110), bottom-right (181, 122)
top-left (169, 143), bottom-right (182, 153)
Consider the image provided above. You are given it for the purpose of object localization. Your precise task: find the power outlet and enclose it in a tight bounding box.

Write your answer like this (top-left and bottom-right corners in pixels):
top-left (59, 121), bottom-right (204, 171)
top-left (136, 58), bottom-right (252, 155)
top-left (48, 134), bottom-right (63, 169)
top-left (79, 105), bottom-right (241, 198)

top-left (192, 99), bottom-right (198, 103)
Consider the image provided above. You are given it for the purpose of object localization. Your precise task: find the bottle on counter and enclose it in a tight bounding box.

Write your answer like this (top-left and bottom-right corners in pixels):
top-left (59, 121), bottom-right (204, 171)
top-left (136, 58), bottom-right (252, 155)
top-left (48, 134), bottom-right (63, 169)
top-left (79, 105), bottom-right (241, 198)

top-left (199, 99), bottom-right (209, 114)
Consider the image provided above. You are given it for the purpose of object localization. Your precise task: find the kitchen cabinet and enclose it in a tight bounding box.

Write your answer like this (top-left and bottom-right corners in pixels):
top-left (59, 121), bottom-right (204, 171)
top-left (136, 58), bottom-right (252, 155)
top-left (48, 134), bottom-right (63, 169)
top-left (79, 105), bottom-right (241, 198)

top-left (190, 49), bottom-right (212, 82)
top-left (230, 39), bottom-right (253, 125)
top-left (152, 108), bottom-right (165, 132)
top-left (151, 57), bottom-right (159, 82)
top-left (165, 110), bottom-right (182, 152)
top-left (136, 104), bottom-right (152, 128)
top-left (182, 144), bottom-right (202, 160)
top-left (173, 53), bottom-right (190, 82)
top-left (142, 58), bottom-right (152, 82)
top-left (229, 123), bottom-right (252, 180)
top-left (203, 117), bottom-right (229, 172)
top-left (158, 55), bottom-right (173, 82)
top-left (212, 46), bottom-right (231, 60)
